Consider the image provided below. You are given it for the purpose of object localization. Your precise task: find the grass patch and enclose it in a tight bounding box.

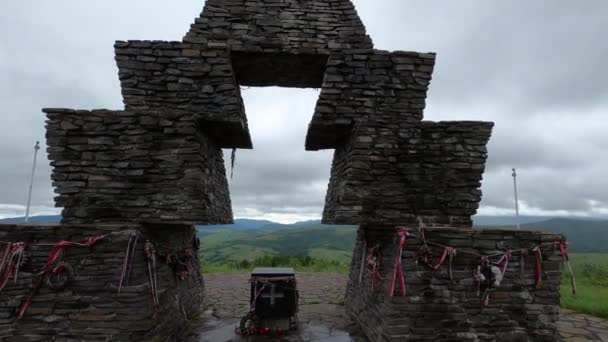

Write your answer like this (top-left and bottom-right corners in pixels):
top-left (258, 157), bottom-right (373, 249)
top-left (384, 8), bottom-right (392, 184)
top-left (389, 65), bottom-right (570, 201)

top-left (201, 251), bottom-right (608, 319)
top-left (560, 253), bottom-right (608, 318)
top-left (203, 263), bottom-right (248, 273)
top-left (307, 248), bottom-right (352, 264)
top-left (202, 255), bottom-right (349, 274)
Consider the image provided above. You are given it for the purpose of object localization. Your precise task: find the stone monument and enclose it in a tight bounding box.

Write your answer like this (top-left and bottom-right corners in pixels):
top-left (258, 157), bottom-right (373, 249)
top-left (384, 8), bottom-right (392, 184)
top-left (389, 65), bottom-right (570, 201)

top-left (0, 1), bottom-right (565, 341)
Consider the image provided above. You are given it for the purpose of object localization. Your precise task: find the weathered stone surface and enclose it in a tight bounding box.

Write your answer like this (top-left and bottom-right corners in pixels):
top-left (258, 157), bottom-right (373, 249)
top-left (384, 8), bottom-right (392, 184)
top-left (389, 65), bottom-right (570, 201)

top-left (306, 50), bottom-right (437, 150)
top-left (114, 41), bottom-right (252, 149)
top-left (321, 120), bottom-right (494, 227)
top-left (33, 0), bottom-right (565, 340)
top-left (184, 0), bottom-right (373, 54)
top-left (44, 108), bottom-right (232, 225)
top-left (0, 223), bottom-right (204, 341)
top-left (345, 227), bottom-right (565, 342)
top-left (190, 274), bottom-right (607, 342)
top-left (231, 51), bottom-right (330, 88)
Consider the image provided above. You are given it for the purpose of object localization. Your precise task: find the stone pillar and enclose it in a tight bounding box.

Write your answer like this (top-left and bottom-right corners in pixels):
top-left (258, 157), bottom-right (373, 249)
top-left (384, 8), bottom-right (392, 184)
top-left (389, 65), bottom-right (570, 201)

top-left (0, 223), bottom-right (204, 341)
top-left (345, 226), bottom-right (565, 341)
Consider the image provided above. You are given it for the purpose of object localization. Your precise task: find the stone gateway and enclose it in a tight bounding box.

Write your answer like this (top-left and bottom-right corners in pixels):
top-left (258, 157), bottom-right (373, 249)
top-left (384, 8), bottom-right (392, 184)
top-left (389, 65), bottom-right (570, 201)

top-left (0, 1), bottom-right (565, 341)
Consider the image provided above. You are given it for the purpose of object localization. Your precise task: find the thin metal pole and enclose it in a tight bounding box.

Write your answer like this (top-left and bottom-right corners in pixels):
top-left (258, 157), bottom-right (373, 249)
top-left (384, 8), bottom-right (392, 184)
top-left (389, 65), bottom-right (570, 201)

top-left (512, 168), bottom-right (520, 229)
top-left (25, 141), bottom-right (40, 223)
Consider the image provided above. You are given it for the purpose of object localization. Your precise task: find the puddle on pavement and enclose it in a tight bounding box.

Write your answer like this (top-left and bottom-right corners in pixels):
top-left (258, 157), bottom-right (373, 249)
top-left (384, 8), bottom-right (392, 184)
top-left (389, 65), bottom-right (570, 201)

top-left (194, 317), bottom-right (361, 342)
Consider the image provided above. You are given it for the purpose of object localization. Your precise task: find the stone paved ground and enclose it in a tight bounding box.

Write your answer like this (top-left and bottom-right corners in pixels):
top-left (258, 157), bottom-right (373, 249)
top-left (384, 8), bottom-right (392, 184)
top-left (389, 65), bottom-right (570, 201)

top-left (191, 273), bottom-right (608, 342)
top-left (559, 309), bottom-right (608, 341)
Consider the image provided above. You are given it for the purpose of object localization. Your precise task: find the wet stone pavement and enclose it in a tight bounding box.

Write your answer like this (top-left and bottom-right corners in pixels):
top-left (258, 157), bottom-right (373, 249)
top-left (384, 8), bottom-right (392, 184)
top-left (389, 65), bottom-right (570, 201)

top-left (559, 309), bottom-right (608, 342)
top-left (187, 273), bottom-right (608, 342)
top-left (187, 273), bottom-right (364, 342)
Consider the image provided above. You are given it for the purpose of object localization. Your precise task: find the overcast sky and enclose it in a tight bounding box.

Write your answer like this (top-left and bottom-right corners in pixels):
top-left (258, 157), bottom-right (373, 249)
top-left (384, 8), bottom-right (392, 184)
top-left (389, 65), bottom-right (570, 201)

top-left (1, 1), bottom-right (607, 223)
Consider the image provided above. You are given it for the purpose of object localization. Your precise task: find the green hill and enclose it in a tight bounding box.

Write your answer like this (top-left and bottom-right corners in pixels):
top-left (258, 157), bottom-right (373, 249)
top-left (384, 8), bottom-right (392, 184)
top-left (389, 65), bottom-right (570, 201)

top-left (198, 218), bottom-right (608, 266)
top-left (500, 218), bottom-right (608, 253)
top-left (199, 224), bottom-right (357, 264)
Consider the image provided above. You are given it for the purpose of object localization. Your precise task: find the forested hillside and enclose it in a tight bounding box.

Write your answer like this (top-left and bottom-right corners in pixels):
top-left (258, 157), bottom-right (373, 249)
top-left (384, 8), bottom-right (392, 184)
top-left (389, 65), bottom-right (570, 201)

top-left (198, 224), bottom-right (356, 264)
top-left (198, 218), bottom-right (608, 266)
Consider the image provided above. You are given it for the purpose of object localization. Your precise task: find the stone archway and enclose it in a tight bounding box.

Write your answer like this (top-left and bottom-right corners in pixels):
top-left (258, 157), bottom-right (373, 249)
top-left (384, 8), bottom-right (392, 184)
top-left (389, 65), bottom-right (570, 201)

top-left (6, 1), bottom-right (565, 341)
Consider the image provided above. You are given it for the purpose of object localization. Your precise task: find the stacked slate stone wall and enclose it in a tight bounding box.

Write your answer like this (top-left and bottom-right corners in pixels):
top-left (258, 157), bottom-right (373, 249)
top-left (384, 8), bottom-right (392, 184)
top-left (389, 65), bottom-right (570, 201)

top-left (184, 0), bottom-right (373, 89)
top-left (345, 227), bottom-right (564, 342)
top-left (337, 121), bottom-right (493, 228)
top-left (32, 0), bottom-right (566, 339)
top-left (406, 121), bottom-right (494, 227)
top-left (44, 108), bottom-right (232, 225)
top-left (114, 40), bottom-right (251, 148)
top-left (0, 223), bottom-right (203, 341)
top-left (308, 50), bottom-right (493, 228)
top-left (323, 135), bottom-right (355, 224)
top-left (306, 50), bottom-right (436, 150)
top-left (184, 0), bottom-right (373, 53)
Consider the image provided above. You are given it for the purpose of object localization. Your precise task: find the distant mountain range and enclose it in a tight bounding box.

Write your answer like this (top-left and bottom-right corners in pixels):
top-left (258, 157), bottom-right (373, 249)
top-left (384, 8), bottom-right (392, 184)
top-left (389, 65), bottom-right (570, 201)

top-left (0, 215), bottom-right (62, 223)
top-left (0, 216), bottom-right (321, 227)
top-left (1, 214), bottom-right (607, 253)
top-left (1, 214), bottom-right (603, 229)
top-left (479, 218), bottom-right (608, 253)
top-left (198, 223), bottom-right (357, 264)
top-left (196, 218), bottom-right (322, 232)
top-left (198, 215), bottom-right (608, 231)
top-left (197, 217), bottom-right (608, 265)
top-left (199, 216), bottom-right (608, 258)
top-left (472, 215), bottom-right (606, 226)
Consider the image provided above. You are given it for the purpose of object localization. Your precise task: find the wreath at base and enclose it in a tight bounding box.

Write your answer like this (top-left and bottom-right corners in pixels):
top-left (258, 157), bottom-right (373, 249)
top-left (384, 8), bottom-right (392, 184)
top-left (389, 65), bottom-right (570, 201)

top-left (45, 262), bottom-right (74, 290)
top-left (236, 310), bottom-right (260, 336)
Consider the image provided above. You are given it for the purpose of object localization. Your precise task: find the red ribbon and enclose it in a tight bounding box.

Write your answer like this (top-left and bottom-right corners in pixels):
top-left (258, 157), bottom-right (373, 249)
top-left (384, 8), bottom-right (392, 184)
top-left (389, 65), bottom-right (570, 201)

top-left (389, 230), bottom-right (408, 297)
top-left (494, 251), bottom-right (512, 274)
top-left (556, 241), bottom-right (569, 262)
top-left (0, 243), bottom-right (26, 291)
top-left (371, 263), bottom-right (384, 292)
top-left (431, 246), bottom-right (457, 271)
top-left (82, 235), bottom-right (106, 246)
top-left (17, 235), bottom-right (106, 319)
top-left (532, 245), bottom-right (543, 288)
top-left (364, 243), bottom-right (384, 292)
top-left (556, 241), bottom-right (577, 295)
top-left (0, 243), bottom-right (12, 276)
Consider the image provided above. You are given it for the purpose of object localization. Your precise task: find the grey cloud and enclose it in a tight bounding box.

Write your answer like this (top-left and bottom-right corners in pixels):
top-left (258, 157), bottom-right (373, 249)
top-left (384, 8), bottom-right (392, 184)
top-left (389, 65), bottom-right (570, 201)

top-left (351, 0), bottom-right (608, 218)
top-left (226, 87), bottom-right (333, 219)
top-left (228, 152), bottom-right (331, 194)
top-left (485, 119), bottom-right (601, 172)
top-left (481, 164), bottom-right (608, 213)
top-left (0, 0), bottom-right (204, 217)
top-left (1, 0), bottom-right (607, 221)
top-left (355, 1), bottom-right (608, 115)
top-left (0, 69), bottom-right (103, 209)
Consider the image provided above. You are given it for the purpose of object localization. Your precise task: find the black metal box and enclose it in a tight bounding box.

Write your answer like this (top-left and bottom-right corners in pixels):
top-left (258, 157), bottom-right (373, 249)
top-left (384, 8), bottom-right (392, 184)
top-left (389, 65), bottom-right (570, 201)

top-left (250, 267), bottom-right (298, 325)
